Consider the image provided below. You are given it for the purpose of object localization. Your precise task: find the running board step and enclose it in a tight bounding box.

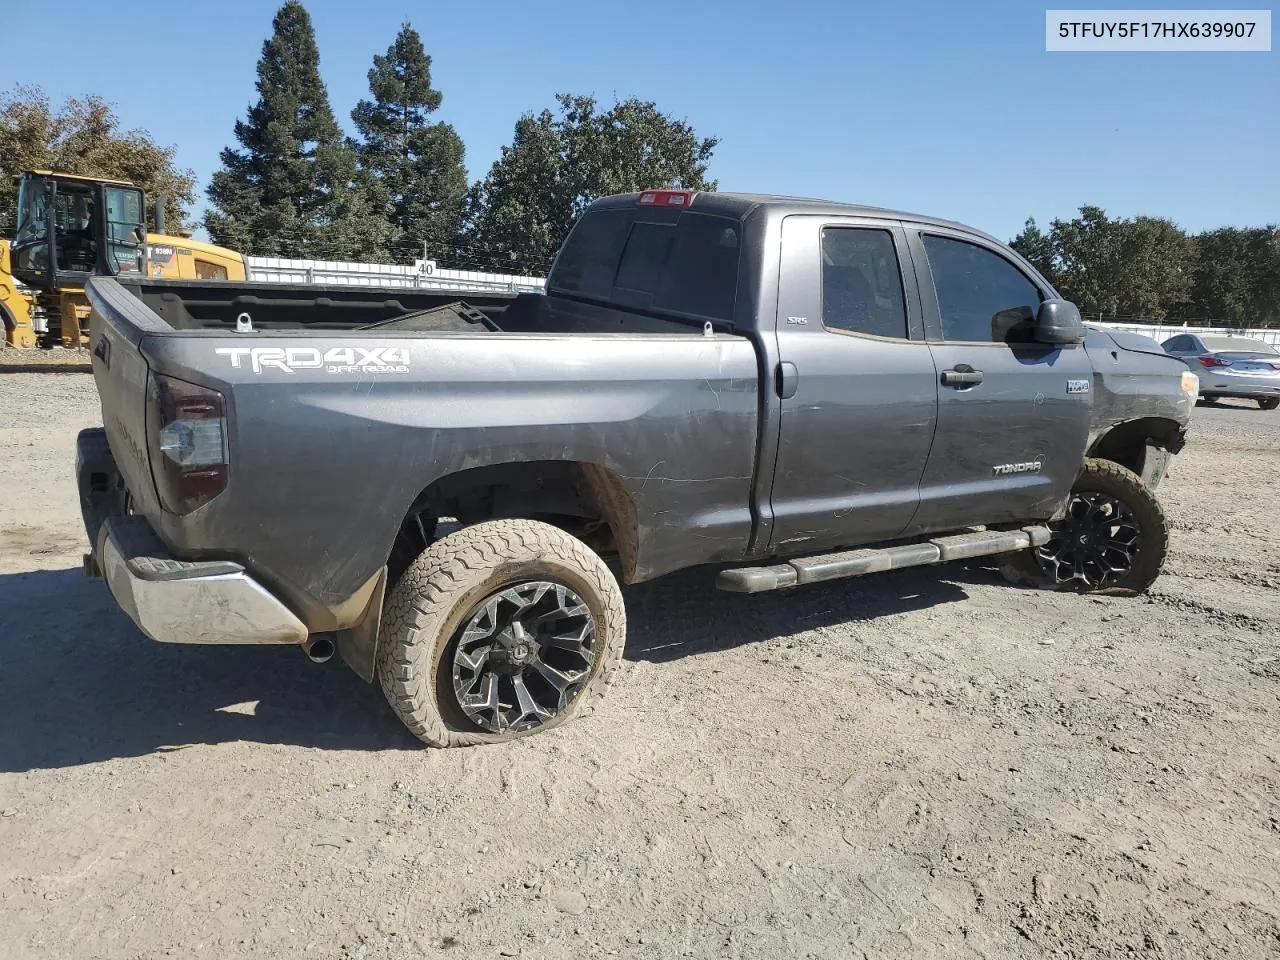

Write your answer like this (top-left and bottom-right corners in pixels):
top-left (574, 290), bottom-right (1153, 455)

top-left (715, 526), bottom-right (1051, 594)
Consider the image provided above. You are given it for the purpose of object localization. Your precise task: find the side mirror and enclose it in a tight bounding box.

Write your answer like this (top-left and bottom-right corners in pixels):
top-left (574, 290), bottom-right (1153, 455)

top-left (1033, 299), bottom-right (1085, 345)
top-left (991, 305), bottom-right (1035, 343)
top-left (133, 225), bottom-right (147, 245)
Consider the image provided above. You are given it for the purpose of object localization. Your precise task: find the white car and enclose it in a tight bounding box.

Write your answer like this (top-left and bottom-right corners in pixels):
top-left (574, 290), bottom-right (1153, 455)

top-left (1161, 333), bottom-right (1280, 410)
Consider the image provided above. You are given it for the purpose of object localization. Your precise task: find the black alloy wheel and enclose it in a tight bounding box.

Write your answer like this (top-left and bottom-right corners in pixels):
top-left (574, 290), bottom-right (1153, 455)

top-left (450, 581), bottom-right (597, 734)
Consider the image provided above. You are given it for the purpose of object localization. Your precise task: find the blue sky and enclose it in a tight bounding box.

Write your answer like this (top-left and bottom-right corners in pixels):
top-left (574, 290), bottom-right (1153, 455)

top-left (5, 0), bottom-right (1277, 245)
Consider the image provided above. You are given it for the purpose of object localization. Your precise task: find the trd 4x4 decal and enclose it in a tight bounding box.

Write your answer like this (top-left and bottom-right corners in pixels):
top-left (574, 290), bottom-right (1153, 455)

top-left (214, 346), bottom-right (411, 375)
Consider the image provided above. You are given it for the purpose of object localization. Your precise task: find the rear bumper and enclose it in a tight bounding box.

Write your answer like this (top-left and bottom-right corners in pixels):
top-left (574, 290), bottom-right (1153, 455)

top-left (78, 428), bottom-right (307, 646)
top-left (94, 515), bottom-right (308, 645)
top-left (1196, 371), bottom-right (1280, 398)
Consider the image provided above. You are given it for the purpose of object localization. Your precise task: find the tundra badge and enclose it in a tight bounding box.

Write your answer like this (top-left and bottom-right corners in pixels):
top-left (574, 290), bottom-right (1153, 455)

top-left (1067, 379), bottom-right (1091, 394)
top-left (993, 460), bottom-right (1043, 476)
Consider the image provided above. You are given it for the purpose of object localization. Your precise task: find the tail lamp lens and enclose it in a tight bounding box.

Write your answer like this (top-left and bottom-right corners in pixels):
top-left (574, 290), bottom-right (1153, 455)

top-left (146, 373), bottom-right (228, 514)
top-left (1199, 355), bottom-right (1227, 368)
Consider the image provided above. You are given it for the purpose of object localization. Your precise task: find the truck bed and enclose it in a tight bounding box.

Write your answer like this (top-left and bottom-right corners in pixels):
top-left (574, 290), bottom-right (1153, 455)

top-left (119, 278), bottom-right (716, 337)
top-left (84, 275), bottom-right (763, 633)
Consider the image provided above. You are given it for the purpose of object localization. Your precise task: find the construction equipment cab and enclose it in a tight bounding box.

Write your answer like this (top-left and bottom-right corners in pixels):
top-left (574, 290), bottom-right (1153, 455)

top-left (11, 171), bottom-right (146, 284)
top-left (5, 171), bottom-right (145, 346)
top-left (3, 170), bottom-right (245, 347)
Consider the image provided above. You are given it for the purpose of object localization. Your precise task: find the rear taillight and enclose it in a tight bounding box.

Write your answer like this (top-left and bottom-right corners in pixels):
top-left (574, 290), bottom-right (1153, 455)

top-left (1199, 356), bottom-right (1228, 368)
top-left (146, 373), bottom-right (228, 514)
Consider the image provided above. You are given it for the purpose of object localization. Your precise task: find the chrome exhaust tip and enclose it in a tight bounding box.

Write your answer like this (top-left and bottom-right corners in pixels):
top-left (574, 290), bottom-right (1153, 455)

top-left (302, 635), bottom-right (335, 664)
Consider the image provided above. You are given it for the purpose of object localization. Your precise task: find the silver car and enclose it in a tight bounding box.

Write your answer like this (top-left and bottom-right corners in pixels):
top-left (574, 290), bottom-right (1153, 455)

top-left (1161, 333), bottom-right (1280, 410)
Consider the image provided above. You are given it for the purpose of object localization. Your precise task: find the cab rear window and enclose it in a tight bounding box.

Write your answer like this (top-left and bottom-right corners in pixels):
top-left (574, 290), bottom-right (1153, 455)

top-left (550, 209), bottom-right (740, 322)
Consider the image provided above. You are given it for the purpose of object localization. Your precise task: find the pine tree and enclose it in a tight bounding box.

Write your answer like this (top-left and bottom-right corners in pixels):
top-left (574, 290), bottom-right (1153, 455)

top-left (351, 22), bottom-right (467, 264)
top-left (205, 1), bottom-right (381, 259)
top-left (460, 110), bottom-right (570, 273)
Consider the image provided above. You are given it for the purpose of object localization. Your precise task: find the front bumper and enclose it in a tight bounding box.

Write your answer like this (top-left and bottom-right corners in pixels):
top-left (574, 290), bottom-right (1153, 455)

top-left (78, 428), bottom-right (307, 646)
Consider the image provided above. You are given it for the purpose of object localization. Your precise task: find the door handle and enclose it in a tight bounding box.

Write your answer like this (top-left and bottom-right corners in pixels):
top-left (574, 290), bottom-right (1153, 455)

top-left (776, 361), bottom-right (799, 399)
top-left (941, 365), bottom-right (983, 388)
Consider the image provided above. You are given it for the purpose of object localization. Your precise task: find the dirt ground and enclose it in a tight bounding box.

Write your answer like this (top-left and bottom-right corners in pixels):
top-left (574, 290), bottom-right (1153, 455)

top-left (0, 347), bottom-right (91, 374)
top-left (0, 371), bottom-right (1277, 960)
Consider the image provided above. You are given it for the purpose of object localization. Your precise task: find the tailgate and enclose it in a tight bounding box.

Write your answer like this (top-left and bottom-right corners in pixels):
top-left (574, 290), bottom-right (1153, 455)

top-left (85, 277), bottom-right (169, 518)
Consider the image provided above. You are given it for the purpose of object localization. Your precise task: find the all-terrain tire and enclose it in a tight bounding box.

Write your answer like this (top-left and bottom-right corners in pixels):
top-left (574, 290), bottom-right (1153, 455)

top-left (377, 519), bottom-right (626, 747)
top-left (1000, 458), bottom-right (1168, 597)
top-left (1258, 397), bottom-right (1279, 411)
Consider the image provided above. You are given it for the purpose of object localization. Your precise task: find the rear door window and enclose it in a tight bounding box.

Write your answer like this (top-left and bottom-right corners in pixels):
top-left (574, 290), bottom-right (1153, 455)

top-left (820, 227), bottom-right (908, 339)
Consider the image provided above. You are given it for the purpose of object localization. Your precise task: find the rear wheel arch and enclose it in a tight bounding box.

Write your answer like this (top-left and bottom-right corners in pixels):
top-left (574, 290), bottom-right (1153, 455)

top-left (387, 460), bottom-right (639, 586)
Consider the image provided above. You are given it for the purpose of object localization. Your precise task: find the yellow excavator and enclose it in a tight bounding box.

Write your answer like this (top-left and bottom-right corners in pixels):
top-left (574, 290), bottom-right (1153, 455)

top-left (1, 170), bottom-right (246, 348)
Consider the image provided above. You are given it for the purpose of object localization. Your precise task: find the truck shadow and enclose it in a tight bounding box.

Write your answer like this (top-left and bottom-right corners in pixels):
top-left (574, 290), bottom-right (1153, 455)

top-left (623, 565), bottom-right (973, 661)
top-left (0, 563), bottom-right (977, 772)
top-left (0, 567), bottom-right (421, 772)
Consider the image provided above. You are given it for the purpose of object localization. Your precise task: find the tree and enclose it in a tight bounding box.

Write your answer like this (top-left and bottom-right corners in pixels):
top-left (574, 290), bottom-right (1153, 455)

top-left (1015, 206), bottom-right (1195, 321)
top-left (1010, 217), bottom-right (1056, 287)
top-left (205, 1), bottom-right (385, 259)
top-left (351, 22), bottom-right (467, 263)
top-left (0, 84), bottom-right (195, 235)
top-left (1110, 215), bottom-right (1195, 319)
top-left (459, 110), bottom-right (571, 273)
top-left (1190, 227), bottom-right (1280, 327)
top-left (463, 94), bottom-right (718, 273)
top-left (1043, 205), bottom-right (1125, 317)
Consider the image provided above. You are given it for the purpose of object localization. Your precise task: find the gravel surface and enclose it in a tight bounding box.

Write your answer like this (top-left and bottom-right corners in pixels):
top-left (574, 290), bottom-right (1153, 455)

top-left (0, 372), bottom-right (1277, 960)
top-left (0, 347), bottom-right (91, 373)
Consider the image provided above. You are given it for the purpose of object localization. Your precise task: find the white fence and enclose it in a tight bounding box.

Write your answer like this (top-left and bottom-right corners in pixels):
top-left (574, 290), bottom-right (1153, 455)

top-left (243, 256), bottom-right (547, 295)
top-left (1089, 320), bottom-right (1280, 348)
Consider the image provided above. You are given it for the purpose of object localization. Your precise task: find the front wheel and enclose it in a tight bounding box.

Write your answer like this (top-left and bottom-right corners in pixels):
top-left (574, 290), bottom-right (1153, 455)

top-left (1258, 397), bottom-right (1279, 411)
top-left (377, 519), bottom-right (626, 747)
top-left (1002, 458), bottom-right (1169, 597)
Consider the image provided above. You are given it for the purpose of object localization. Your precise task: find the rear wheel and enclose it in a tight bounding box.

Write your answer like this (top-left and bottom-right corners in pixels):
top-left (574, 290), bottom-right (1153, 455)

top-left (1001, 458), bottom-right (1168, 596)
top-left (377, 519), bottom-right (626, 747)
top-left (1258, 398), bottom-right (1279, 411)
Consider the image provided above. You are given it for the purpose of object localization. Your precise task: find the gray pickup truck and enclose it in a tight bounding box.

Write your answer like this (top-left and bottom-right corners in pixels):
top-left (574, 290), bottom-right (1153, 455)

top-left (78, 190), bottom-right (1196, 746)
